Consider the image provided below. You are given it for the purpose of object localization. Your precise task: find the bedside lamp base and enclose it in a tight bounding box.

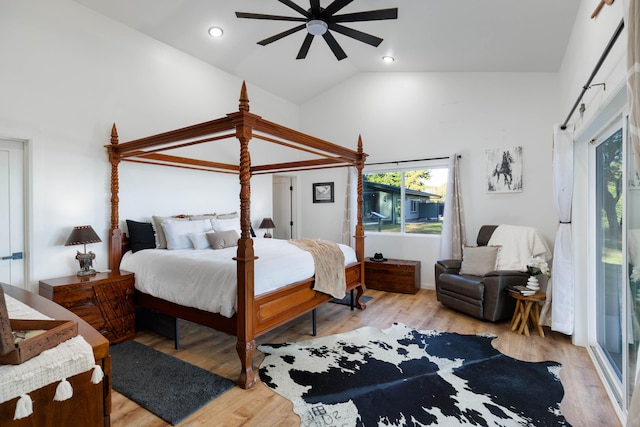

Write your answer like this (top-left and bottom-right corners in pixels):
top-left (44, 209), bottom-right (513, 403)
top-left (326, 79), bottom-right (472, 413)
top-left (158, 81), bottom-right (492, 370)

top-left (76, 251), bottom-right (97, 276)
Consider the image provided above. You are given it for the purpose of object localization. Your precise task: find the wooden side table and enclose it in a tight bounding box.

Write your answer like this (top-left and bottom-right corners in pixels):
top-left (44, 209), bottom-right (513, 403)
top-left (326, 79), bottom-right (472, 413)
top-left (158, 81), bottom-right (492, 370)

top-left (508, 290), bottom-right (546, 337)
top-left (39, 270), bottom-right (135, 343)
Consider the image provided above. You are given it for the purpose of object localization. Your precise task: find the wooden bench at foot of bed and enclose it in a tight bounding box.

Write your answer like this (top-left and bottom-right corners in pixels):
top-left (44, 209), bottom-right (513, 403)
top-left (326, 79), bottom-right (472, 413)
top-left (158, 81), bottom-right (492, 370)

top-left (134, 262), bottom-right (365, 388)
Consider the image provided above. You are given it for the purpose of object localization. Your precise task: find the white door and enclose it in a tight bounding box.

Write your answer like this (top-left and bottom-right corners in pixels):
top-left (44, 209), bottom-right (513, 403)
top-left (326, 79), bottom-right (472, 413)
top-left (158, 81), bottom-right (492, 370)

top-left (273, 175), bottom-right (296, 239)
top-left (0, 139), bottom-right (25, 287)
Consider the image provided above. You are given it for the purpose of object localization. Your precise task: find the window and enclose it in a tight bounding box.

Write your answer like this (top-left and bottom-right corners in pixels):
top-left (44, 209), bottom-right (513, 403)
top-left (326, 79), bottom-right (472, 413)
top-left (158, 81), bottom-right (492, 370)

top-left (362, 166), bottom-right (447, 234)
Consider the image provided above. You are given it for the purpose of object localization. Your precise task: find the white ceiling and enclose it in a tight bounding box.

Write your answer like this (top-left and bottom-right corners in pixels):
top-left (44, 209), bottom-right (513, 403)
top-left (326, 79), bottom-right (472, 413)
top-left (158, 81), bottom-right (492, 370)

top-left (72, 0), bottom-right (581, 104)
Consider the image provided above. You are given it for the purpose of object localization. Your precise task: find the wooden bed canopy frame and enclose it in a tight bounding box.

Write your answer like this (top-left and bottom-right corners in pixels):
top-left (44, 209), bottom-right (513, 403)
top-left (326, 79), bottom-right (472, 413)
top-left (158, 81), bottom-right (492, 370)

top-left (107, 82), bottom-right (367, 389)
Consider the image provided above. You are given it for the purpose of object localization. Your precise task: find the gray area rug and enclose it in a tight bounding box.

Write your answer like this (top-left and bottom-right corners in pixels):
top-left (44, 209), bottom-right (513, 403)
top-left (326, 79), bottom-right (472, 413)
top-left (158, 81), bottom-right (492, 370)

top-left (259, 323), bottom-right (569, 426)
top-left (330, 294), bottom-right (372, 306)
top-left (110, 340), bottom-right (235, 425)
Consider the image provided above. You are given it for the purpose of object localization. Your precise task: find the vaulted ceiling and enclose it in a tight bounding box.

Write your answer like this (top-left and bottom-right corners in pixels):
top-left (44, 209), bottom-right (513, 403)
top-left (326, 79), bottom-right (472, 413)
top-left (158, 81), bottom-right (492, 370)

top-left (72, 0), bottom-right (581, 104)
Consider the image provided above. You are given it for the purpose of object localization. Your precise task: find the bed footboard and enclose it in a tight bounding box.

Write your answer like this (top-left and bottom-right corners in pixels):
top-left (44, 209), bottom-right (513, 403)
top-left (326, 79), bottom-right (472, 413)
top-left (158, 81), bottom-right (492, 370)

top-left (254, 262), bottom-right (364, 336)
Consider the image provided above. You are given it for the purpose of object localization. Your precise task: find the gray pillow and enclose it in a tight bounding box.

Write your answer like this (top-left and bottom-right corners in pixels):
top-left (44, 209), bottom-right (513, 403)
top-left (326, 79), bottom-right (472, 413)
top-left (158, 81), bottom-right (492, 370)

top-left (459, 245), bottom-right (500, 276)
top-left (206, 230), bottom-right (240, 249)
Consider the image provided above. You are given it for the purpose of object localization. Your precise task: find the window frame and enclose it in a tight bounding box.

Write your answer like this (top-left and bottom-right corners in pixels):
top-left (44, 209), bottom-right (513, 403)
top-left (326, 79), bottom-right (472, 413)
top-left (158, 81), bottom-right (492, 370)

top-left (362, 160), bottom-right (448, 235)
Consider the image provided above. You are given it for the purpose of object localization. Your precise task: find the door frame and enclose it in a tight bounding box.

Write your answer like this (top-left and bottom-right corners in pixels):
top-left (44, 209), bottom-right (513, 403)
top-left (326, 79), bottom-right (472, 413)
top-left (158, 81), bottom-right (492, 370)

top-left (272, 174), bottom-right (298, 240)
top-left (0, 136), bottom-right (31, 290)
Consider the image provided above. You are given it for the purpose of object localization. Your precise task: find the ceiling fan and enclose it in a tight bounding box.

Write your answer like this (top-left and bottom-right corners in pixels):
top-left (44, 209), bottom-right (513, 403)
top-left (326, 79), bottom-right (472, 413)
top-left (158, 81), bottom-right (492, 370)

top-left (235, 0), bottom-right (398, 61)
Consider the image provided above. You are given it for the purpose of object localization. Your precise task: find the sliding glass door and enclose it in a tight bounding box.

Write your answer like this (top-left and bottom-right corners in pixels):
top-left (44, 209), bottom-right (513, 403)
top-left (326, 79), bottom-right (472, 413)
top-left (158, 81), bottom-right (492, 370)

top-left (594, 125), bottom-right (624, 406)
top-left (591, 115), bottom-right (640, 412)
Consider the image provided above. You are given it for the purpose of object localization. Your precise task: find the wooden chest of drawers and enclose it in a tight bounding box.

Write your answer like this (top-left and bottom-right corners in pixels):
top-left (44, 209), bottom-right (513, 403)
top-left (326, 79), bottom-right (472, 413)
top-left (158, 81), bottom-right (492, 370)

top-left (39, 270), bottom-right (135, 343)
top-left (365, 258), bottom-right (421, 294)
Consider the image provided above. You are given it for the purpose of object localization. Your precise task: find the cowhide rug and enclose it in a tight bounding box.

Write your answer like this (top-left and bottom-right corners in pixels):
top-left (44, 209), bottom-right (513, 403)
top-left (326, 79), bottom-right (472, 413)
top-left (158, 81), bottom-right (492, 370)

top-left (258, 323), bottom-right (570, 426)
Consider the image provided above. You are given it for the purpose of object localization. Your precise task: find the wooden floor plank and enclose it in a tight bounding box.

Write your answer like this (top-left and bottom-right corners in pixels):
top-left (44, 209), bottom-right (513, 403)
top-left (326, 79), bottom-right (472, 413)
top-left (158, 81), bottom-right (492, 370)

top-left (111, 289), bottom-right (622, 426)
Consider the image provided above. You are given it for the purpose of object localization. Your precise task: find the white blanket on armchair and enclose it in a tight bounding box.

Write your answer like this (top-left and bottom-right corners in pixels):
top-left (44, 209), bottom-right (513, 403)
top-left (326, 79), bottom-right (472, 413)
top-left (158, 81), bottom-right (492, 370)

top-left (488, 224), bottom-right (552, 271)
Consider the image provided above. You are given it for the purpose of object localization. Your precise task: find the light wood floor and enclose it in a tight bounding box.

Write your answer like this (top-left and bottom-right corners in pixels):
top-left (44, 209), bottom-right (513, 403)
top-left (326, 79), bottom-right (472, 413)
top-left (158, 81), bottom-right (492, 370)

top-left (111, 289), bottom-right (622, 426)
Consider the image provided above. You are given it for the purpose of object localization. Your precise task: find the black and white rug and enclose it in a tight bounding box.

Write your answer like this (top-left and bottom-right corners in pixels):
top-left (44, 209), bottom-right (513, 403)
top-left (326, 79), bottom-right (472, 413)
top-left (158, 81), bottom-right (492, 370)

top-left (258, 323), bottom-right (570, 426)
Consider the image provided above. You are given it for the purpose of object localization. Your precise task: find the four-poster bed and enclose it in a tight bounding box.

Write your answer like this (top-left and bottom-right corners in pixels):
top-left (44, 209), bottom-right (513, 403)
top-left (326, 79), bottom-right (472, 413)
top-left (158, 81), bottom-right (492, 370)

top-left (106, 82), bottom-right (367, 389)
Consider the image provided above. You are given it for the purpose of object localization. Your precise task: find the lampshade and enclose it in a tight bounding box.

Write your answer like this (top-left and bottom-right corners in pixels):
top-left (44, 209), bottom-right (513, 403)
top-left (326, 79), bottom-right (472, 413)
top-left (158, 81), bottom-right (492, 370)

top-left (259, 218), bottom-right (276, 238)
top-left (259, 218), bottom-right (276, 230)
top-left (65, 225), bottom-right (102, 246)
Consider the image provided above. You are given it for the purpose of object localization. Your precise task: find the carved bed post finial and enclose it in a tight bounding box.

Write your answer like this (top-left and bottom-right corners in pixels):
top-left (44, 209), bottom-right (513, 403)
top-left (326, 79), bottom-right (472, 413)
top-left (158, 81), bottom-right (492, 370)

top-left (239, 81), bottom-right (250, 112)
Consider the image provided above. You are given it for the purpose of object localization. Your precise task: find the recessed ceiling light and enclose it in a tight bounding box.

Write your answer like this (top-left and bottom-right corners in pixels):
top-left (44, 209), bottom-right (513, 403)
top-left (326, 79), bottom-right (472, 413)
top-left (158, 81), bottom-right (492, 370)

top-left (382, 56), bottom-right (395, 63)
top-left (208, 27), bottom-right (224, 38)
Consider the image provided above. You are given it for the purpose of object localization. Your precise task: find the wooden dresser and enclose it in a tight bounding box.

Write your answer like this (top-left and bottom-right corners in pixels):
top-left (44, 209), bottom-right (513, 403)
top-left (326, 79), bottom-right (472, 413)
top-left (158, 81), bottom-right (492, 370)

top-left (365, 258), bottom-right (421, 294)
top-left (39, 270), bottom-right (135, 344)
top-left (0, 283), bottom-right (111, 427)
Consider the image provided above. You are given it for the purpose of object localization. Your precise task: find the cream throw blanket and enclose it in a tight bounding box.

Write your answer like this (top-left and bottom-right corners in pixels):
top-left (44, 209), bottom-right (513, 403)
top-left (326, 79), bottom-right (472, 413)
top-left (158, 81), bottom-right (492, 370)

top-left (488, 225), bottom-right (552, 271)
top-left (289, 239), bottom-right (346, 299)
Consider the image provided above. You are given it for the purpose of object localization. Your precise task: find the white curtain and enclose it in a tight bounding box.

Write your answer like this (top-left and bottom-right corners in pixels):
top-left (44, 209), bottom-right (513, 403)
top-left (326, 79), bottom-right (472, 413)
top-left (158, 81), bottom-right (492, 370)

top-left (440, 154), bottom-right (465, 259)
top-left (629, 0), bottom-right (640, 174)
top-left (542, 124), bottom-right (575, 334)
top-left (624, 0), bottom-right (640, 424)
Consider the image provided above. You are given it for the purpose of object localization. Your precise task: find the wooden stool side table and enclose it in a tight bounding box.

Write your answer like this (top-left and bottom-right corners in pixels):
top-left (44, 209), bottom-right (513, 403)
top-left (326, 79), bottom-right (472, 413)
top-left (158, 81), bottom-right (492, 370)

top-left (508, 290), bottom-right (547, 337)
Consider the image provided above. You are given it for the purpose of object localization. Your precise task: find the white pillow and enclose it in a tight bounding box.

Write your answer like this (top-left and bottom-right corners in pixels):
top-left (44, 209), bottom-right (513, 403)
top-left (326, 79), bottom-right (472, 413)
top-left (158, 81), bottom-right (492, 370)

top-left (162, 219), bottom-right (212, 250)
top-left (210, 216), bottom-right (241, 235)
top-left (152, 215), bottom-right (189, 249)
top-left (188, 232), bottom-right (211, 250)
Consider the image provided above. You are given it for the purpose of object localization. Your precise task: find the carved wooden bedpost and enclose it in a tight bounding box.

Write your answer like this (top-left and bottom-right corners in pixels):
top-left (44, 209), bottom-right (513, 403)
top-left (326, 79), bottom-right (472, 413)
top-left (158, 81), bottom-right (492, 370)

top-left (232, 81), bottom-right (258, 389)
top-left (107, 123), bottom-right (122, 270)
top-left (353, 135), bottom-right (367, 309)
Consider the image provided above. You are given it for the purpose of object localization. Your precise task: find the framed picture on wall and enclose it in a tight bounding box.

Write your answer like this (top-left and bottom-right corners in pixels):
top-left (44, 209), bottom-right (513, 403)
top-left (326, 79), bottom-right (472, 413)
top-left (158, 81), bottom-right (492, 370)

top-left (313, 182), bottom-right (334, 203)
top-left (485, 146), bottom-right (523, 193)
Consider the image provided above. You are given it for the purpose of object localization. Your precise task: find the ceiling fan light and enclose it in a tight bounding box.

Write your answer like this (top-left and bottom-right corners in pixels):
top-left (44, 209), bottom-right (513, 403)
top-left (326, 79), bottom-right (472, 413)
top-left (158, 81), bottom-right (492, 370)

top-left (208, 26), bottom-right (224, 38)
top-left (306, 20), bottom-right (328, 36)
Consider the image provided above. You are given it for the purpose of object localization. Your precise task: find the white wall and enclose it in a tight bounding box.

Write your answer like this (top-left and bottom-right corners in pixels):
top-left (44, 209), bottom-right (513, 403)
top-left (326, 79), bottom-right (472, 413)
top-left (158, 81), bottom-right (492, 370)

top-left (0, 0), bottom-right (300, 291)
top-left (299, 72), bottom-right (561, 287)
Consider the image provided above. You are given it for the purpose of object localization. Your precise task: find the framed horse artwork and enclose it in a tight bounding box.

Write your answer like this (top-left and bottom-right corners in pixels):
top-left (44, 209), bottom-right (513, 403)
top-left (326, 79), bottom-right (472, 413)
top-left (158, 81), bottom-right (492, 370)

top-left (485, 146), bottom-right (523, 193)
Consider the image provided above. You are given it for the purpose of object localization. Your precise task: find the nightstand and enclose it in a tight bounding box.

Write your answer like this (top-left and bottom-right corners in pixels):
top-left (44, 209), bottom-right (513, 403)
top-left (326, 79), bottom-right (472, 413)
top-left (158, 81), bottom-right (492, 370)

top-left (39, 270), bottom-right (135, 343)
top-left (365, 258), bottom-right (421, 294)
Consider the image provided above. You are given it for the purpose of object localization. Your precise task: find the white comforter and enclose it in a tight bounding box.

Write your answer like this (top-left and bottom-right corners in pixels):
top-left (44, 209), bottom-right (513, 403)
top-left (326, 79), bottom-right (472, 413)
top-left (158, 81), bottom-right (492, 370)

top-left (120, 238), bottom-right (357, 318)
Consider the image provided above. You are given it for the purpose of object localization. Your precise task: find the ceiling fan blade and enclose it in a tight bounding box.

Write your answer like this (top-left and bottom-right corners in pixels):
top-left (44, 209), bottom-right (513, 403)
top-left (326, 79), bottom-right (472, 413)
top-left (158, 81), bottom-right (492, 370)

top-left (277, 0), bottom-right (311, 18)
top-left (322, 31), bottom-right (347, 60)
top-left (323, 0), bottom-right (354, 17)
top-left (332, 8), bottom-right (398, 23)
top-left (236, 12), bottom-right (306, 22)
top-left (310, 0), bottom-right (322, 15)
top-left (258, 24), bottom-right (306, 46)
top-left (328, 23), bottom-right (383, 47)
top-left (296, 33), bottom-right (314, 59)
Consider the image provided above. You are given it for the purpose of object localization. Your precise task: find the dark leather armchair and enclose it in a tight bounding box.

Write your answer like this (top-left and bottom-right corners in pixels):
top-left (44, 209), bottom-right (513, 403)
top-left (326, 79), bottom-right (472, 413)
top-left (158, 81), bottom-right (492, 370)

top-left (435, 225), bottom-right (529, 322)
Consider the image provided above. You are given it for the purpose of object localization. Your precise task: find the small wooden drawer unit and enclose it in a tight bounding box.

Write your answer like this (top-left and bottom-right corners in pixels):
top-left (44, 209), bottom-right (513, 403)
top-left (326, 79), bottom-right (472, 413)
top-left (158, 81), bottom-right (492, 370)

top-left (365, 258), bottom-right (421, 294)
top-left (39, 270), bottom-right (135, 343)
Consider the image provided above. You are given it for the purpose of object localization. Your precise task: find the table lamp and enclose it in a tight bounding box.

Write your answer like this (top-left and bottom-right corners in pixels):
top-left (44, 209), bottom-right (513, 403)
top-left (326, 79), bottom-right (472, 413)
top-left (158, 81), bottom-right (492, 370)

top-left (259, 218), bottom-right (276, 238)
top-left (65, 225), bottom-right (102, 276)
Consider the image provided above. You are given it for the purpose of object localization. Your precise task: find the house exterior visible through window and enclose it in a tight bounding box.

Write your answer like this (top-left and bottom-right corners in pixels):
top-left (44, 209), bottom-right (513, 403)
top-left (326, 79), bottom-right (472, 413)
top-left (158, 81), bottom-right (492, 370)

top-left (362, 166), bottom-right (448, 234)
